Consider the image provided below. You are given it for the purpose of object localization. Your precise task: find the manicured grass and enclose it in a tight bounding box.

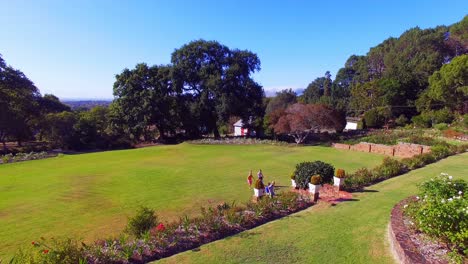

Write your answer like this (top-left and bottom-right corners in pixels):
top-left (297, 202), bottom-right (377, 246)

top-left (156, 153), bottom-right (468, 264)
top-left (0, 143), bottom-right (383, 260)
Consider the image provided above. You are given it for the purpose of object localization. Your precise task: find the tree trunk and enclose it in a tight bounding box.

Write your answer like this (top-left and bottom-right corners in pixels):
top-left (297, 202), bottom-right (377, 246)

top-left (213, 126), bottom-right (221, 139)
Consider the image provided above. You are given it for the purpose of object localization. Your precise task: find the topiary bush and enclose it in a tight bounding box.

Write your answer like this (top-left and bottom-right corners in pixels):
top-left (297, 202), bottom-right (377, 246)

top-left (310, 175), bottom-right (321, 185)
top-left (293, 161), bottom-right (335, 188)
top-left (335, 169), bottom-right (346, 178)
top-left (126, 206), bottom-right (158, 238)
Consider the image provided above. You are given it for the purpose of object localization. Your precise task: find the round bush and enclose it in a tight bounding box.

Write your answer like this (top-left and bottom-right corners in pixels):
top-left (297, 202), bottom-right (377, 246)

top-left (294, 161), bottom-right (335, 189)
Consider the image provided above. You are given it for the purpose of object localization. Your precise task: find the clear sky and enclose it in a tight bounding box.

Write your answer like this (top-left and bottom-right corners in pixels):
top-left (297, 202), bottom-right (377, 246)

top-left (0, 0), bottom-right (467, 99)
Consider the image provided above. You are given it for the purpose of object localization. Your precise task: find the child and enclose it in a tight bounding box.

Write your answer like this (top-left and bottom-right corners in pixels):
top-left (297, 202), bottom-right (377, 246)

top-left (268, 181), bottom-right (275, 197)
top-left (247, 170), bottom-right (253, 187)
top-left (265, 182), bottom-right (271, 196)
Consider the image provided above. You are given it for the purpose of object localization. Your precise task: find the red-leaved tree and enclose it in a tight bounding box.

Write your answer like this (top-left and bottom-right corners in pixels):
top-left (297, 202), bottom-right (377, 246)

top-left (271, 103), bottom-right (345, 144)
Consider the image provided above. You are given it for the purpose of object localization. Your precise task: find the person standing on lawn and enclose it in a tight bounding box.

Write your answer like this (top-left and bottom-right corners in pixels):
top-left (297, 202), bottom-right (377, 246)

top-left (257, 169), bottom-right (264, 180)
top-left (247, 170), bottom-right (253, 187)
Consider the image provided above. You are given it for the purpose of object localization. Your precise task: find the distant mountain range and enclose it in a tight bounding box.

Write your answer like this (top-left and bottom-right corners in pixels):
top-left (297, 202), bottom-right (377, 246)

top-left (62, 88), bottom-right (305, 109)
top-left (63, 99), bottom-right (112, 110)
top-left (264, 88), bottom-right (304, 97)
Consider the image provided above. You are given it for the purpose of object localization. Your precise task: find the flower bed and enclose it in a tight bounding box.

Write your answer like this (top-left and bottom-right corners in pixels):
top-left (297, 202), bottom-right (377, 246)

top-left (402, 173), bottom-right (467, 262)
top-left (14, 192), bottom-right (312, 264)
top-left (189, 137), bottom-right (290, 146)
top-left (0, 151), bottom-right (57, 164)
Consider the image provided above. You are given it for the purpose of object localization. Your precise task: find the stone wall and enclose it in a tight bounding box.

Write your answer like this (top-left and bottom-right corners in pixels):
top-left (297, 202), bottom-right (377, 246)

top-left (332, 143), bottom-right (350, 150)
top-left (332, 142), bottom-right (431, 158)
top-left (349, 142), bottom-right (371, 153)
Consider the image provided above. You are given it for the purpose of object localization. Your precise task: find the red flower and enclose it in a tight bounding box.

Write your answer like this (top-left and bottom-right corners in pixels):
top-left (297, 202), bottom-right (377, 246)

top-left (43, 249), bottom-right (49, 254)
top-left (31, 241), bottom-right (36, 245)
top-left (156, 223), bottom-right (165, 232)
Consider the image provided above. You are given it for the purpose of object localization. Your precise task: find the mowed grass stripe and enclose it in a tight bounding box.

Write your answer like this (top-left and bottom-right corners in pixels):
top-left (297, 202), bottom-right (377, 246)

top-left (0, 143), bottom-right (383, 259)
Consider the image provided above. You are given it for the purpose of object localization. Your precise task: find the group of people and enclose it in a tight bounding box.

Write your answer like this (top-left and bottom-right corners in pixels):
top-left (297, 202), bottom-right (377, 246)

top-left (247, 169), bottom-right (275, 197)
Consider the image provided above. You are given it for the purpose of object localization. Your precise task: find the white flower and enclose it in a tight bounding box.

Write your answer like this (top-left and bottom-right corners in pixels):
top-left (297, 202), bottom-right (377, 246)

top-left (441, 199), bottom-right (445, 203)
top-left (455, 196), bottom-right (461, 199)
top-left (448, 198), bottom-right (453, 202)
top-left (459, 191), bottom-right (463, 195)
top-left (404, 204), bottom-right (408, 208)
top-left (449, 176), bottom-right (453, 180)
top-left (441, 173), bottom-right (448, 176)
top-left (416, 196), bottom-right (420, 200)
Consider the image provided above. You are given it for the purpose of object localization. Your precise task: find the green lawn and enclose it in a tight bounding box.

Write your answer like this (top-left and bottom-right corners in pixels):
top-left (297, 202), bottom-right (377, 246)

top-left (0, 143), bottom-right (383, 260)
top-left (156, 153), bottom-right (468, 264)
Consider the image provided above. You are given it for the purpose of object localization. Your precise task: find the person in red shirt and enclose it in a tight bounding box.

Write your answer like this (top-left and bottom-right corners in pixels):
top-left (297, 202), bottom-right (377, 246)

top-left (247, 170), bottom-right (253, 187)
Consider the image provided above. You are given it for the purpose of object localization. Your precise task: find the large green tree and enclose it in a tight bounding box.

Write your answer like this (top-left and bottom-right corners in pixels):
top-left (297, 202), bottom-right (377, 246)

top-left (171, 40), bottom-right (264, 138)
top-left (416, 54), bottom-right (468, 113)
top-left (112, 64), bottom-right (178, 141)
top-left (0, 54), bottom-right (40, 150)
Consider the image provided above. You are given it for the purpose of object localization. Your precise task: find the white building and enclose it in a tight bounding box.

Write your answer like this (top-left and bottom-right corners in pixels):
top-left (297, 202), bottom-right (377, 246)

top-left (344, 117), bottom-right (362, 130)
top-left (233, 119), bottom-right (255, 136)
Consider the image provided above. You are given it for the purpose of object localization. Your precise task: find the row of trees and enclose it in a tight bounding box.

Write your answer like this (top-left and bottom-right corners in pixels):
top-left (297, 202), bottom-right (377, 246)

top-left (2, 16), bottom-right (466, 150)
top-left (296, 15), bottom-right (468, 128)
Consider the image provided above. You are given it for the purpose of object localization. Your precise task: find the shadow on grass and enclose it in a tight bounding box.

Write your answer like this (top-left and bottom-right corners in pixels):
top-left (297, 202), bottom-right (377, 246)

top-left (357, 189), bottom-right (379, 193)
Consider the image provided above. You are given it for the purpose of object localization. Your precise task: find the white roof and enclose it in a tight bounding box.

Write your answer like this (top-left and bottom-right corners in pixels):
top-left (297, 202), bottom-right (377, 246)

top-left (233, 119), bottom-right (244, 127)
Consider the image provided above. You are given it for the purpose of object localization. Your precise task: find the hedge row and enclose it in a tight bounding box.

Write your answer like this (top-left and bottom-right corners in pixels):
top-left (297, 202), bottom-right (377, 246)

top-left (343, 143), bottom-right (468, 191)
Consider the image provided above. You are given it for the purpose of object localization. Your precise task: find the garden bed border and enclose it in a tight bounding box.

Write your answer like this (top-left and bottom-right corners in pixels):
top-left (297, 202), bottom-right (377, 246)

top-left (388, 197), bottom-right (448, 264)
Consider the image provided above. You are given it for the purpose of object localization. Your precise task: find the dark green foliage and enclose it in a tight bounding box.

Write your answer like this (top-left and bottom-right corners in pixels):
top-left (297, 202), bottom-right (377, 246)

top-left (294, 161), bottom-right (335, 188)
top-left (395, 115), bottom-right (409, 127)
top-left (126, 206), bottom-right (158, 238)
top-left (265, 89), bottom-right (297, 115)
top-left (411, 114), bottom-right (432, 128)
top-left (363, 109), bottom-right (385, 128)
top-left (372, 157), bottom-right (406, 180)
top-left (416, 55), bottom-right (468, 113)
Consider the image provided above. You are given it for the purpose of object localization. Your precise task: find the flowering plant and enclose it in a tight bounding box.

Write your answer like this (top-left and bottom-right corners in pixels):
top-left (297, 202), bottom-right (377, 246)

top-left (404, 173), bottom-right (468, 256)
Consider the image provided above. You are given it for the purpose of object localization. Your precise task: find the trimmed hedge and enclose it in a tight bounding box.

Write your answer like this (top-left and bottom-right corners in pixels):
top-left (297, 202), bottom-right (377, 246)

top-left (343, 143), bottom-right (468, 191)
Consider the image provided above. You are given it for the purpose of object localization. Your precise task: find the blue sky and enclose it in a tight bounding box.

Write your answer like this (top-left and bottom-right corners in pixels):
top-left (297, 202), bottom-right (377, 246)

top-left (0, 0), bottom-right (467, 99)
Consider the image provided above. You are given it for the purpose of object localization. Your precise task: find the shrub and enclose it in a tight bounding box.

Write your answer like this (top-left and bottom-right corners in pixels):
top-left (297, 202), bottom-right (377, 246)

top-left (364, 109), bottom-right (385, 128)
top-left (310, 175), bottom-right (322, 185)
top-left (395, 114), bottom-right (409, 127)
top-left (293, 161), bottom-right (335, 188)
top-left (372, 157), bottom-right (405, 180)
top-left (405, 173), bottom-right (467, 256)
top-left (412, 114), bottom-right (432, 128)
top-left (335, 169), bottom-right (346, 178)
top-left (126, 206), bottom-right (158, 238)
top-left (11, 238), bottom-right (85, 264)
top-left (254, 179), bottom-right (265, 189)
top-left (343, 168), bottom-right (373, 190)
top-left (434, 123), bottom-right (448, 131)
top-left (432, 108), bottom-right (454, 124)
top-left (430, 145), bottom-right (451, 160)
